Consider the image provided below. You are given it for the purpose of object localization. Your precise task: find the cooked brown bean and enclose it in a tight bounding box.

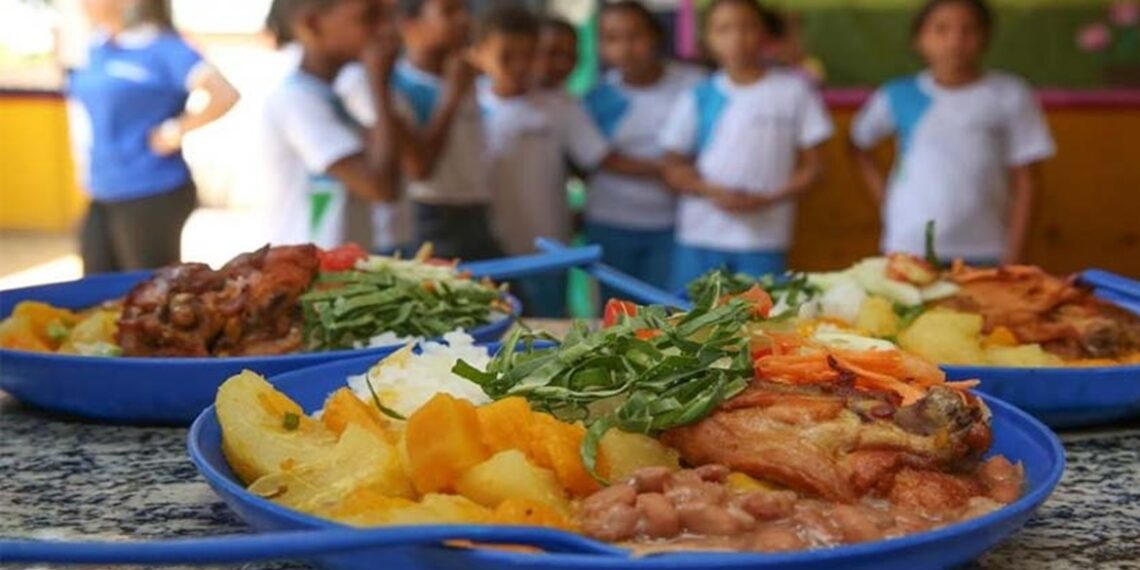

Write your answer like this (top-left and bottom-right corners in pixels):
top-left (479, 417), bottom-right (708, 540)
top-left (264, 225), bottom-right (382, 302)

top-left (694, 464), bottom-right (730, 483)
top-left (665, 474), bottom-right (727, 508)
top-left (725, 504), bottom-right (758, 530)
top-left (636, 493), bottom-right (681, 538)
top-left (678, 504), bottom-right (744, 536)
top-left (631, 466), bottom-right (673, 494)
top-left (751, 525), bottom-right (806, 552)
top-left (583, 503), bottom-right (641, 542)
top-left (581, 483), bottom-right (637, 515)
top-left (830, 504), bottom-right (883, 543)
top-left (734, 490), bottom-right (797, 521)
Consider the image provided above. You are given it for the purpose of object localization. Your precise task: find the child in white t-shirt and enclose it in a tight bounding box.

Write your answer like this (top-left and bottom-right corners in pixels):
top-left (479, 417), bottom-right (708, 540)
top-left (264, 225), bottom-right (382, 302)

top-left (661, 0), bottom-right (833, 290)
top-left (851, 0), bottom-right (1055, 265)
top-left (258, 0), bottom-right (402, 250)
top-left (472, 6), bottom-right (607, 317)
top-left (583, 0), bottom-right (705, 294)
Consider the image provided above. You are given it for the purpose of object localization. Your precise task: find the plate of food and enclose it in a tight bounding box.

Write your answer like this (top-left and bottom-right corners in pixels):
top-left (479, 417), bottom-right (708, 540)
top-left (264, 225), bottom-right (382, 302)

top-left (0, 243), bottom-right (524, 424)
top-left (682, 251), bottom-right (1140, 428)
top-left (188, 286), bottom-right (1064, 570)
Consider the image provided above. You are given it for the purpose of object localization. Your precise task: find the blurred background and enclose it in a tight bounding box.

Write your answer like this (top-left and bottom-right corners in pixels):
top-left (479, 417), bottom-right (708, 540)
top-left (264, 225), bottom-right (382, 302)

top-left (1, 0), bottom-right (1138, 293)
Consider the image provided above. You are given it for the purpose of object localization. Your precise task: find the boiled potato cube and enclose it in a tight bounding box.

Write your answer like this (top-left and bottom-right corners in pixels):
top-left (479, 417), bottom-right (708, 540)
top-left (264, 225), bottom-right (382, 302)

top-left (248, 423), bottom-right (414, 513)
top-left (855, 296), bottom-right (901, 338)
top-left (985, 344), bottom-right (1064, 368)
top-left (490, 498), bottom-right (578, 532)
top-left (405, 393), bottom-right (489, 494)
top-left (898, 310), bottom-right (986, 365)
top-left (216, 371), bottom-right (338, 485)
top-left (0, 315), bottom-right (51, 352)
top-left (58, 310), bottom-right (119, 354)
top-left (456, 449), bottom-right (571, 515)
top-left (596, 429), bottom-right (680, 483)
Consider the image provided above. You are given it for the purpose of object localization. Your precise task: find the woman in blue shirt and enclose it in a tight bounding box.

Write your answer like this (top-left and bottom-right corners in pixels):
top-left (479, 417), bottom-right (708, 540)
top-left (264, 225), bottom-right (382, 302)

top-left (70, 0), bottom-right (239, 273)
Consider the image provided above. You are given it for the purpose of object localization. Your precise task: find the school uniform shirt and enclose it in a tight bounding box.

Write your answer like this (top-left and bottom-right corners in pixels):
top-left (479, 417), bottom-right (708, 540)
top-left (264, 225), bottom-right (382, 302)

top-left (583, 62), bottom-right (706, 230)
top-left (69, 25), bottom-right (208, 202)
top-left (258, 69), bottom-right (366, 249)
top-left (479, 87), bottom-right (610, 256)
top-left (851, 71), bottom-right (1056, 260)
top-left (335, 63), bottom-right (413, 252)
top-left (660, 69), bottom-right (834, 252)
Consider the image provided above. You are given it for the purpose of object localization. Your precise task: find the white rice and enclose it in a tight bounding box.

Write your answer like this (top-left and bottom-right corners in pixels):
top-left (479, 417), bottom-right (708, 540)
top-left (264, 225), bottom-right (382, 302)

top-left (346, 330), bottom-right (492, 418)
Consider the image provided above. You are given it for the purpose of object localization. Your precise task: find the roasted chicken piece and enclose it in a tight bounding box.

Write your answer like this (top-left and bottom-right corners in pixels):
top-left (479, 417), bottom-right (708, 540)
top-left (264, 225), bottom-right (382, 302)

top-left (117, 245), bottom-right (321, 357)
top-left (939, 263), bottom-right (1140, 359)
top-left (662, 381), bottom-right (992, 502)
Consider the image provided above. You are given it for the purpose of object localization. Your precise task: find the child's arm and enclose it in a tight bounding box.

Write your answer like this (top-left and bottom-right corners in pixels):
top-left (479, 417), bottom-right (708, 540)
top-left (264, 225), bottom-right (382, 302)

top-left (1004, 163), bottom-right (1041, 265)
top-left (662, 153), bottom-right (729, 198)
top-left (722, 145), bottom-right (825, 212)
top-left (851, 142), bottom-right (888, 207)
top-left (327, 33), bottom-right (402, 202)
top-left (599, 153), bottom-right (664, 181)
top-left (400, 54), bottom-right (476, 181)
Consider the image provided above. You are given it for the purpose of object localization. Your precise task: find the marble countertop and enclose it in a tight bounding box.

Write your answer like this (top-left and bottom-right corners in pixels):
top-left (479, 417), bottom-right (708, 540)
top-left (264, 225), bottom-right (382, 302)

top-left (2, 322), bottom-right (1139, 570)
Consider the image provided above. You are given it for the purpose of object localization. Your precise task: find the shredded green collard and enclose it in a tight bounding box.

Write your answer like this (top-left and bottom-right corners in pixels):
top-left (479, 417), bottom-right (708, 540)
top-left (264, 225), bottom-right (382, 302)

top-left (300, 260), bottom-right (505, 351)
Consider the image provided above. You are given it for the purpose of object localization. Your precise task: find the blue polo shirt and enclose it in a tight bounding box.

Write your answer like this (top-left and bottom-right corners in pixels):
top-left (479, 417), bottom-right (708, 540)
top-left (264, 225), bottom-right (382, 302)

top-left (69, 27), bottom-right (203, 202)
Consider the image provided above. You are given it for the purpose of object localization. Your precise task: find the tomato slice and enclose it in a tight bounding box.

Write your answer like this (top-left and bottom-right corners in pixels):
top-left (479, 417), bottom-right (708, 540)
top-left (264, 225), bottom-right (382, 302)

top-left (721, 285), bottom-right (774, 318)
top-left (319, 243), bottom-right (369, 272)
top-left (602, 299), bottom-right (639, 328)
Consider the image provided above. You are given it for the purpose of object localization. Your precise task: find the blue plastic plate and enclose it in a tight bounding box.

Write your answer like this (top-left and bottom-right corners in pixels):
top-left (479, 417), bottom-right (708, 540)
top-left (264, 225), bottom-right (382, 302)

top-left (0, 272), bottom-right (520, 425)
top-left (189, 353), bottom-right (1066, 570)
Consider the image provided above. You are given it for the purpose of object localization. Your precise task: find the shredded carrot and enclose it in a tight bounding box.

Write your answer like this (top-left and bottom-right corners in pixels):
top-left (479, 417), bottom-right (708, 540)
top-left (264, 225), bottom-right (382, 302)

top-left (752, 334), bottom-right (974, 406)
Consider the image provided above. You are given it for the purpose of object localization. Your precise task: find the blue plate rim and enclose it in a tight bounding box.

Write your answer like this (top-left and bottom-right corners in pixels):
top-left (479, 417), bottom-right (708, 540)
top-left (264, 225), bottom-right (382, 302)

top-left (187, 356), bottom-right (1067, 565)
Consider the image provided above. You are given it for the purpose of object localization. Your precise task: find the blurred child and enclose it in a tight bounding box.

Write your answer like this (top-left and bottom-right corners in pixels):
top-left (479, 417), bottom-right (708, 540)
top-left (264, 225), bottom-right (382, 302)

top-left (257, 0), bottom-right (402, 249)
top-left (338, 0), bottom-right (499, 259)
top-left (583, 0), bottom-right (705, 292)
top-left (473, 5), bottom-right (615, 317)
top-left (661, 0), bottom-right (833, 289)
top-left (850, 0), bottom-right (1054, 265)
top-left (534, 17), bottom-right (579, 92)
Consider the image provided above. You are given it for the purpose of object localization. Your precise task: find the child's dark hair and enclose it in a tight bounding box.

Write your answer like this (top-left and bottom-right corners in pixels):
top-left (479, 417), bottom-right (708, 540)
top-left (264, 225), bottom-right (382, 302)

top-left (540, 15), bottom-right (578, 40)
top-left (395, 0), bottom-right (428, 19)
top-left (265, 0), bottom-right (294, 47)
top-left (911, 0), bottom-right (993, 39)
top-left (477, 4), bottom-right (540, 42)
top-left (600, 0), bottom-right (666, 43)
top-left (704, 0), bottom-right (786, 39)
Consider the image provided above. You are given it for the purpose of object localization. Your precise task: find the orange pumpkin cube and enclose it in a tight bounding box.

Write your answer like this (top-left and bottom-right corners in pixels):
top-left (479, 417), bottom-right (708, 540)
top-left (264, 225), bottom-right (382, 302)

top-left (405, 393), bottom-right (489, 494)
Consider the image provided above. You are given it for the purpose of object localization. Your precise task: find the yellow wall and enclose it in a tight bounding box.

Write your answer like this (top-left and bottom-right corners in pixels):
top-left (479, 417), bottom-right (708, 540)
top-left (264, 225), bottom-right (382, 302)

top-left (0, 95), bottom-right (85, 231)
top-left (1, 96), bottom-right (1137, 277)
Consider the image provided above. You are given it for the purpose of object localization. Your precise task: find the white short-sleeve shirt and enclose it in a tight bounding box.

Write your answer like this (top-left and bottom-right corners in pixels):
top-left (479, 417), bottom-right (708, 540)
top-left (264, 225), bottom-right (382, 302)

top-left (851, 71), bottom-right (1056, 260)
top-left (479, 87), bottom-right (610, 255)
top-left (582, 62), bottom-right (706, 230)
top-left (334, 63), bottom-right (419, 251)
top-left (660, 69), bottom-right (834, 252)
top-left (258, 70), bottom-right (364, 249)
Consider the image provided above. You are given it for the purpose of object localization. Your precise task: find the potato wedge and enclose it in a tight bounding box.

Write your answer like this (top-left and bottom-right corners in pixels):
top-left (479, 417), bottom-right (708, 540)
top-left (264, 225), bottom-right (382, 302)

top-left (216, 371), bottom-right (338, 485)
top-left (898, 310), bottom-right (986, 365)
top-left (597, 429), bottom-right (680, 483)
top-left (248, 423), bottom-right (414, 512)
top-left (322, 488), bottom-right (491, 527)
top-left (456, 449), bottom-right (571, 515)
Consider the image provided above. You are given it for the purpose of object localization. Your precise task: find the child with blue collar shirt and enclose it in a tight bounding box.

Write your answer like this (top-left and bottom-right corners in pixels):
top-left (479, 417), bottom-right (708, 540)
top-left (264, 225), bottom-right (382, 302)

top-left (660, 0), bottom-right (833, 290)
top-left (850, 0), bottom-right (1055, 266)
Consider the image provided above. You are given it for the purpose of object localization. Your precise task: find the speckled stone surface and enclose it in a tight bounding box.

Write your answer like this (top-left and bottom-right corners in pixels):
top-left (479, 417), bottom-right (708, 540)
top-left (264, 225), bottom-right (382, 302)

top-left (2, 380), bottom-right (1138, 570)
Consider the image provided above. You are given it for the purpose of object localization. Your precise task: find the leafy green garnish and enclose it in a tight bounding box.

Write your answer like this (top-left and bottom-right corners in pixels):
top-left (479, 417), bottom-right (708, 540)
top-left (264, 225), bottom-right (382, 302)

top-left (46, 320), bottom-right (70, 342)
top-left (363, 374), bottom-right (406, 421)
top-left (924, 219), bottom-right (945, 269)
top-left (453, 276), bottom-right (755, 482)
top-left (282, 412), bottom-right (300, 431)
top-left (686, 269), bottom-right (820, 318)
top-left (893, 302), bottom-right (927, 330)
top-left (300, 265), bottom-right (503, 351)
